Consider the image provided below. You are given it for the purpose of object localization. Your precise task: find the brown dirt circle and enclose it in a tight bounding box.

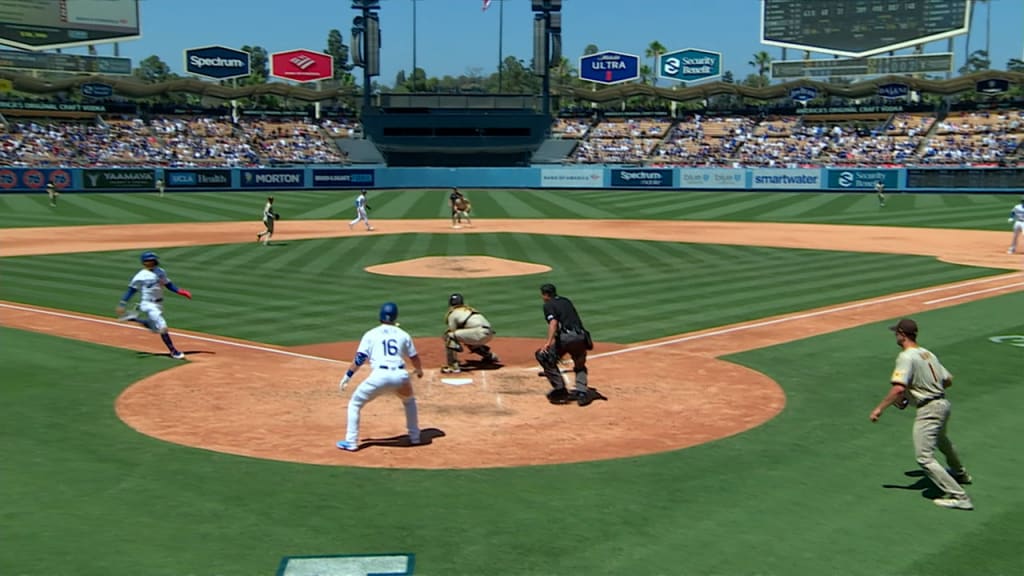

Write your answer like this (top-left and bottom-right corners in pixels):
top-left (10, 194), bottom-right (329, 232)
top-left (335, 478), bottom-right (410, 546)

top-left (366, 255), bottom-right (551, 278)
top-left (2, 218), bottom-right (1021, 470)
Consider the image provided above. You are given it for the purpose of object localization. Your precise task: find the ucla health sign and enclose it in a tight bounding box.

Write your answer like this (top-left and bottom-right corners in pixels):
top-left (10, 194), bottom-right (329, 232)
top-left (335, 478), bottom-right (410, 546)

top-left (750, 168), bottom-right (822, 190)
top-left (184, 45), bottom-right (251, 81)
top-left (658, 48), bottom-right (722, 83)
top-left (240, 169), bottom-right (305, 188)
top-left (312, 169), bottom-right (375, 188)
top-left (578, 51), bottom-right (641, 85)
top-left (610, 168), bottom-right (674, 188)
top-left (678, 168), bottom-right (746, 189)
top-left (827, 169), bottom-right (898, 190)
top-left (165, 169), bottom-right (232, 189)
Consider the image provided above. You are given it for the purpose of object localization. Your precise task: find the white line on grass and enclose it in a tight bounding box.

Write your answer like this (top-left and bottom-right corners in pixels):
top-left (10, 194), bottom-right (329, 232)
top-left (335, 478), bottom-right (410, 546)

top-left (923, 281), bottom-right (1024, 305)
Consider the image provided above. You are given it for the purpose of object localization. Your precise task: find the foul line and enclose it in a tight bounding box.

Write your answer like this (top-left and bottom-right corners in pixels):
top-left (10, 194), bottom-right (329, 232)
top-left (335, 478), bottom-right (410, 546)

top-left (0, 302), bottom-right (344, 364)
top-left (923, 281), bottom-right (1024, 305)
top-left (585, 273), bottom-right (1024, 361)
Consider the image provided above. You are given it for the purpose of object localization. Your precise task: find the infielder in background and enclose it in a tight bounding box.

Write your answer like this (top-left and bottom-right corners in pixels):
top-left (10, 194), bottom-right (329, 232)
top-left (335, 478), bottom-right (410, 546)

top-left (256, 196), bottom-right (279, 245)
top-left (442, 292), bottom-right (499, 373)
top-left (156, 178), bottom-right (165, 198)
top-left (1007, 196), bottom-right (1024, 254)
top-left (336, 302), bottom-right (424, 451)
top-left (874, 181), bottom-right (886, 207)
top-left (116, 251), bottom-right (192, 360)
top-left (46, 183), bottom-right (58, 207)
top-left (536, 283), bottom-right (599, 406)
top-left (869, 318), bottom-right (973, 511)
top-left (349, 189), bottom-right (373, 231)
top-left (449, 187), bottom-right (470, 228)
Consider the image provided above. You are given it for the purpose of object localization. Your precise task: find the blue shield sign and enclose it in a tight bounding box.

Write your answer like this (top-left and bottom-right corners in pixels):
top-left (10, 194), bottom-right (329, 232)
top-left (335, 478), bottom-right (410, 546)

top-left (789, 86), bottom-right (818, 103)
top-left (578, 51), bottom-right (640, 85)
top-left (80, 82), bottom-right (113, 99)
top-left (658, 48), bottom-right (722, 83)
top-left (184, 45), bottom-right (251, 81)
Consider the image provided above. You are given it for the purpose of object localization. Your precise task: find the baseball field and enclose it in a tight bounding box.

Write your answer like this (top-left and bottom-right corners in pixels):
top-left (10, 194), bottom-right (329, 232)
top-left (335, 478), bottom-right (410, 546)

top-left (2, 188), bottom-right (1023, 576)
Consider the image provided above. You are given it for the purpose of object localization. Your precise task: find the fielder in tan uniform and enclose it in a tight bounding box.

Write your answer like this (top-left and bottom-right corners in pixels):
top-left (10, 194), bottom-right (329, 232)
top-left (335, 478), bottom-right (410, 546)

top-left (870, 318), bottom-right (973, 510)
top-left (442, 293), bottom-right (499, 373)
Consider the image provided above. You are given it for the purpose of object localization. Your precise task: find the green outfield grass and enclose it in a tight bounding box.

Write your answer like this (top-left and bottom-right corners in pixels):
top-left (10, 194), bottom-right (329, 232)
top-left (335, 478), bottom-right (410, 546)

top-left (0, 188), bottom-right (1019, 230)
top-left (0, 235), bottom-right (1004, 345)
top-left (4, 292), bottom-right (1022, 576)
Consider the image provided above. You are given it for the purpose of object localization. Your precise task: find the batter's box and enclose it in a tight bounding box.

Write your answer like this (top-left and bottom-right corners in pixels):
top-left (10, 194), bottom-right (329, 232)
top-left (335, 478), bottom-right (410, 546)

top-left (277, 553), bottom-right (414, 575)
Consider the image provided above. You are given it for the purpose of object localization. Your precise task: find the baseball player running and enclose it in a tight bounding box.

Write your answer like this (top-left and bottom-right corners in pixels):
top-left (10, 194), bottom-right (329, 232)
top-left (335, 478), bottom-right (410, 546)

top-left (256, 196), bottom-right (279, 245)
top-left (442, 292), bottom-right (499, 373)
top-left (47, 183), bottom-right (59, 207)
top-left (336, 302), bottom-right (424, 451)
top-left (1007, 196), bottom-right (1024, 254)
top-left (349, 189), bottom-right (373, 231)
top-left (869, 318), bottom-right (973, 510)
top-left (116, 251), bottom-right (193, 360)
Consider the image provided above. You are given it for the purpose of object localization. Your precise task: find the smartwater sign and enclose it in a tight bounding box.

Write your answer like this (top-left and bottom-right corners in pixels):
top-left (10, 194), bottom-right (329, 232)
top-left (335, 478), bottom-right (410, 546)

top-left (827, 169), bottom-right (898, 190)
top-left (750, 169), bottom-right (822, 190)
top-left (578, 51), bottom-right (640, 85)
top-left (311, 169), bottom-right (375, 188)
top-left (165, 169), bottom-right (232, 189)
top-left (184, 45), bottom-right (251, 81)
top-left (240, 169), bottom-right (305, 188)
top-left (678, 168), bottom-right (745, 189)
top-left (658, 48), bottom-right (722, 83)
top-left (610, 169), bottom-right (674, 188)
top-left (540, 168), bottom-right (603, 188)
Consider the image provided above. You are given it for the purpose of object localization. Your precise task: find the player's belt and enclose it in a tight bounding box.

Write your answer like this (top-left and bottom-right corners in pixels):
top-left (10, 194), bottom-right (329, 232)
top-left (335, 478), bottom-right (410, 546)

top-left (917, 394), bottom-right (945, 408)
top-left (144, 298), bottom-right (163, 303)
top-left (377, 364), bottom-right (406, 370)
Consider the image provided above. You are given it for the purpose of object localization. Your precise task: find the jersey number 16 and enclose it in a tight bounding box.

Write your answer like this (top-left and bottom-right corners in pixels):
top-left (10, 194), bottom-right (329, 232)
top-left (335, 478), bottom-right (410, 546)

top-left (384, 339), bottom-right (399, 356)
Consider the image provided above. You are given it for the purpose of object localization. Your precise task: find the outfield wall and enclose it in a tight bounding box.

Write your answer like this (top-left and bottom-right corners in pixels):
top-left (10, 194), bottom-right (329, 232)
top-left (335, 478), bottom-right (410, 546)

top-left (1, 166), bottom-right (1021, 193)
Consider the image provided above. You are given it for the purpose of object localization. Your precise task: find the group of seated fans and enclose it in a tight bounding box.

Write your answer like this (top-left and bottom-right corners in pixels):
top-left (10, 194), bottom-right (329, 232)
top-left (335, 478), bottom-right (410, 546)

top-left (0, 105), bottom-right (1020, 167)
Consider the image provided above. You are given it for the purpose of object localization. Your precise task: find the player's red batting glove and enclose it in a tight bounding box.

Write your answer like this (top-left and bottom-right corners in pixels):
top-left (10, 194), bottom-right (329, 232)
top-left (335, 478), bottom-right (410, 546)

top-left (178, 289), bottom-right (192, 300)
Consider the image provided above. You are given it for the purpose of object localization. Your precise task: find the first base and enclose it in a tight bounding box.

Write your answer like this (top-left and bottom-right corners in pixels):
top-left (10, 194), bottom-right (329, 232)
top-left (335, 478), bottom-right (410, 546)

top-left (440, 377), bottom-right (473, 386)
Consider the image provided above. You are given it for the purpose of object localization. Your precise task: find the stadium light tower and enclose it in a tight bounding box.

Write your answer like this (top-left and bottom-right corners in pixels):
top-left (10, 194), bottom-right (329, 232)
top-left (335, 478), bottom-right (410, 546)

top-left (531, 0), bottom-right (561, 117)
top-left (352, 0), bottom-right (382, 111)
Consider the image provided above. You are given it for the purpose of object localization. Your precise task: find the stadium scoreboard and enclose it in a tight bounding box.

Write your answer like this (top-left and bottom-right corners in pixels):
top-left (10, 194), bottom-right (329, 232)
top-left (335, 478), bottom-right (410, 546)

top-left (761, 0), bottom-right (971, 57)
top-left (0, 0), bottom-right (140, 51)
top-left (906, 168), bottom-right (1024, 190)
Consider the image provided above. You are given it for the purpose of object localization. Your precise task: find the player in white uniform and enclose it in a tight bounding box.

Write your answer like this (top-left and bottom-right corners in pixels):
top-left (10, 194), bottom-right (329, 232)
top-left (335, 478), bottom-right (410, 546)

top-left (116, 251), bottom-right (192, 359)
top-left (336, 302), bottom-right (424, 451)
top-left (1007, 197), bottom-right (1024, 254)
top-left (348, 189), bottom-right (373, 231)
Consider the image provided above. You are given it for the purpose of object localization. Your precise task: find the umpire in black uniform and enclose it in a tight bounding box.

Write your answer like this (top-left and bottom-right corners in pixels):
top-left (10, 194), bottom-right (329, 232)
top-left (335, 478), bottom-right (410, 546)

top-left (536, 283), bottom-right (599, 406)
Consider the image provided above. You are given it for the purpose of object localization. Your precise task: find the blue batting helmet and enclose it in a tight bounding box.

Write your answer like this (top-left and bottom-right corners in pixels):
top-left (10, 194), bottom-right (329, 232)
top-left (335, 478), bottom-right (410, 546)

top-left (379, 302), bottom-right (399, 323)
top-left (140, 251), bottom-right (159, 263)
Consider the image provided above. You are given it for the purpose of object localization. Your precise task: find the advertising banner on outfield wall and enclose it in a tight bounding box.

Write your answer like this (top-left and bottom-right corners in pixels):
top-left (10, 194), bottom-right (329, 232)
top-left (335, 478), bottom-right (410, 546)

top-left (677, 168), bottom-right (746, 189)
top-left (826, 169), bottom-right (899, 190)
top-left (540, 168), bottom-right (603, 188)
top-left (311, 169), bottom-right (375, 188)
top-left (749, 168), bottom-right (822, 190)
top-left (83, 169), bottom-right (156, 190)
top-left (0, 167), bottom-right (73, 191)
top-left (239, 169), bottom-right (306, 189)
top-left (610, 168), bottom-right (674, 188)
top-left (164, 169), bottom-right (232, 189)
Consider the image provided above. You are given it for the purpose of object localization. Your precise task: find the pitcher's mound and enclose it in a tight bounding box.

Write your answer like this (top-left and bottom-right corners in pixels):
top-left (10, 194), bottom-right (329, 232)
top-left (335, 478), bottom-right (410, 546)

top-left (366, 256), bottom-right (551, 278)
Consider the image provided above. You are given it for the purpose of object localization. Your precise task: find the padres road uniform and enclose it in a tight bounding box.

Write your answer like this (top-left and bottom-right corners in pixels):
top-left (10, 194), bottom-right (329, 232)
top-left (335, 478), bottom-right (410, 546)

top-left (46, 183), bottom-right (58, 207)
top-left (336, 302), bottom-right (423, 452)
top-left (875, 181), bottom-right (886, 207)
top-left (256, 197), bottom-right (277, 245)
top-left (442, 293), bottom-right (498, 372)
top-left (1007, 199), bottom-right (1024, 254)
top-left (156, 178), bottom-right (165, 197)
top-left (449, 188), bottom-right (469, 227)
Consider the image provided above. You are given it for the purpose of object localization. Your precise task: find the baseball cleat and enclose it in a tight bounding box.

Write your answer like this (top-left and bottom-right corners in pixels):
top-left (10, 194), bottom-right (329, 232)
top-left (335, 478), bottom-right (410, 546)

top-left (117, 310), bottom-right (139, 322)
top-left (336, 440), bottom-right (359, 452)
top-left (441, 365), bottom-right (461, 374)
top-left (951, 470), bottom-right (973, 485)
top-left (933, 496), bottom-right (973, 510)
top-left (171, 351), bottom-right (186, 360)
top-left (409, 434), bottom-right (422, 446)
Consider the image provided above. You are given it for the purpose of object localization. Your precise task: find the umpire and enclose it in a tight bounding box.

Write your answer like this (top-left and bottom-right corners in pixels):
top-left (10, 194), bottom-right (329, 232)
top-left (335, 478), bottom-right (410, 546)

top-left (536, 283), bottom-right (599, 406)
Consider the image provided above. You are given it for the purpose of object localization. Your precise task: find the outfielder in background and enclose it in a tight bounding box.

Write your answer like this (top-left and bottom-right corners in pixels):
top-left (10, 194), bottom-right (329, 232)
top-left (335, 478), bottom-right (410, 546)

top-left (116, 251), bottom-right (193, 360)
top-left (1007, 196), bottom-right (1024, 254)
top-left (336, 302), bottom-right (424, 451)
top-left (349, 189), bottom-right (373, 231)
top-left (874, 181), bottom-right (886, 207)
top-left (156, 178), bottom-right (165, 198)
top-left (869, 318), bottom-right (973, 511)
top-left (536, 283), bottom-right (602, 406)
top-left (46, 183), bottom-right (58, 207)
top-left (442, 292), bottom-right (499, 373)
top-left (256, 196), bottom-right (279, 245)
top-left (449, 187), bottom-right (471, 228)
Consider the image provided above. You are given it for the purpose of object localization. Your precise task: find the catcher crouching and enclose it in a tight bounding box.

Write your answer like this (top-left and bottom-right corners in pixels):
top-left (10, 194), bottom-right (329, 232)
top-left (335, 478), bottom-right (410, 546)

top-left (442, 292), bottom-right (499, 373)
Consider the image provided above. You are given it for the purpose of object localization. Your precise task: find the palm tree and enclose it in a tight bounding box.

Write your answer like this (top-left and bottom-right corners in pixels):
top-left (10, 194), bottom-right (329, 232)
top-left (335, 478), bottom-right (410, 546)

top-left (645, 40), bottom-right (666, 86)
top-left (639, 64), bottom-right (652, 85)
top-left (748, 50), bottom-right (773, 84)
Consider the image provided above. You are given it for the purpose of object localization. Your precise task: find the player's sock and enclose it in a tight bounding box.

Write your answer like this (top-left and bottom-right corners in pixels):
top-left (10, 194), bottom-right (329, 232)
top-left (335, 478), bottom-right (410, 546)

top-left (160, 332), bottom-right (179, 354)
top-left (403, 397), bottom-right (419, 440)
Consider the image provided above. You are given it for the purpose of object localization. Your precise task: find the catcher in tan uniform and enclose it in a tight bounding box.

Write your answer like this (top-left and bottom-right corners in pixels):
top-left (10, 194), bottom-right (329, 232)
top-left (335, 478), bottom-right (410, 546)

top-left (449, 187), bottom-right (472, 228)
top-left (442, 292), bottom-right (499, 373)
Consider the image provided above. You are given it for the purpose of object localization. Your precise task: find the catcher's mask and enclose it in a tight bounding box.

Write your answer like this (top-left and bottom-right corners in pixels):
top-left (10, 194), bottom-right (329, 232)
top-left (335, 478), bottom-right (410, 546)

top-left (449, 293), bottom-right (464, 307)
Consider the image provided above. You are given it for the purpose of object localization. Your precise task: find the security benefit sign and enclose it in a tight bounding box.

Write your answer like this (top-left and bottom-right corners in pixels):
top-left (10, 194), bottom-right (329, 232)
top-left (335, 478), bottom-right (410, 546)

top-left (826, 169), bottom-right (899, 190)
top-left (165, 169), bottom-right (232, 189)
top-left (578, 51), bottom-right (641, 85)
top-left (240, 169), bottom-right (306, 189)
top-left (184, 45), bottom-right (251, 81)
top-left (83, 169), bottom-right (156, 190)
top-left (658, 48), bottom-right (722, 83)
top-left (311, 169), bottom-right (375, 188)
top-left (610, 168), bottom-right (674, 188)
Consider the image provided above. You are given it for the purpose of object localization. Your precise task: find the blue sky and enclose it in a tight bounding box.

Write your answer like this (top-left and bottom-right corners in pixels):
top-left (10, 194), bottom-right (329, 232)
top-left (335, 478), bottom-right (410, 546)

top-left (55, 0), bottom-right (1024, 85)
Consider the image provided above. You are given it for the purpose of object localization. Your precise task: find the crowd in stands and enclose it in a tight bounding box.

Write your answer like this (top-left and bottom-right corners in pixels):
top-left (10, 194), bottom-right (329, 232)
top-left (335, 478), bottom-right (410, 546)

top-left (1, 104), bottom-right (1021, 167)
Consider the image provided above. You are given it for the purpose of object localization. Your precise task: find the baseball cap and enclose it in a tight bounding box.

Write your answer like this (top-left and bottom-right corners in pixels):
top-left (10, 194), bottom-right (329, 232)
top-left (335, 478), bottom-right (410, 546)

top-left (889, 318), bottom-right (918, 336)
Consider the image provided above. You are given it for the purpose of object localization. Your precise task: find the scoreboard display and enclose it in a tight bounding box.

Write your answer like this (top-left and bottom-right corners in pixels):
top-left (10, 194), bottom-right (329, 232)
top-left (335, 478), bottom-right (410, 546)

top-left (906, 168), bottom-right (1024, 190)
top-left (762, 0), bottom-right (971, 57)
